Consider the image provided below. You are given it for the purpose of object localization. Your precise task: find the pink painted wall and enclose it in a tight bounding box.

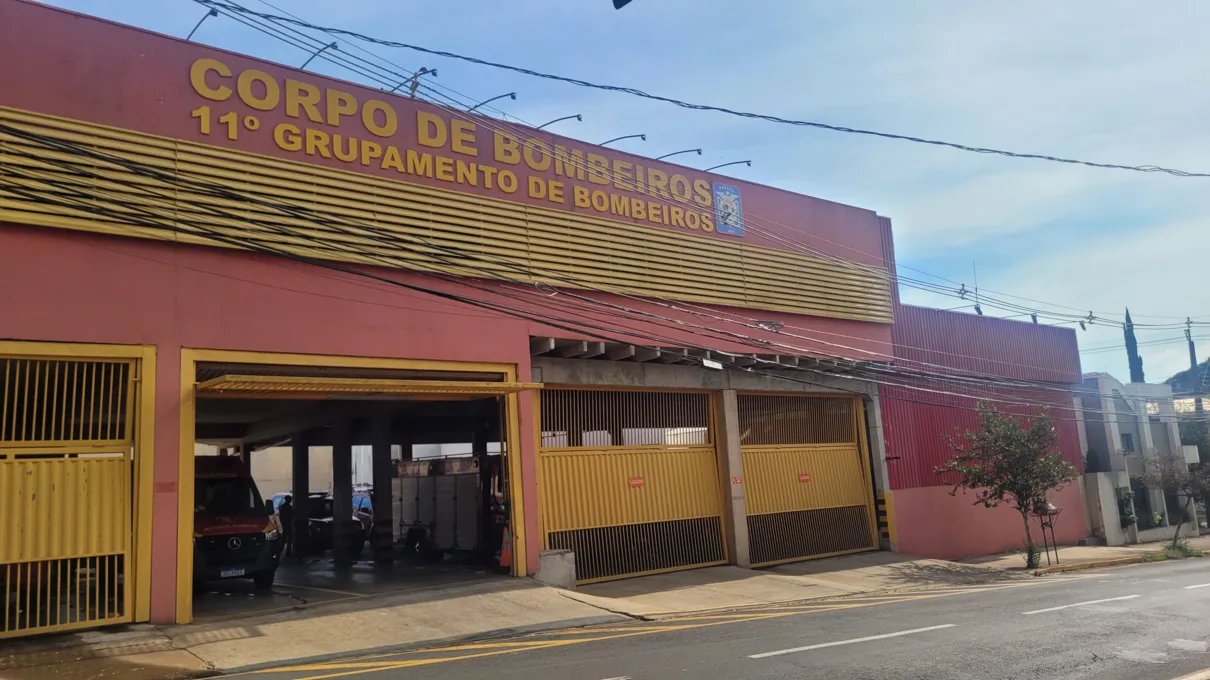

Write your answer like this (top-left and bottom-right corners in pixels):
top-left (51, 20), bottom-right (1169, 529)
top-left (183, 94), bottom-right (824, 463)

top-left (893, 484), bottom-right (1087, 560)
top-left (0, 224), bottom-right (535, 622)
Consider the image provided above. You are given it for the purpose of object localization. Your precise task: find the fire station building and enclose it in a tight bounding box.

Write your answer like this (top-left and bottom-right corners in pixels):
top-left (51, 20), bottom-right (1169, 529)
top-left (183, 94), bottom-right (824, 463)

top-left (0, 0), bottom-right (1087, 639)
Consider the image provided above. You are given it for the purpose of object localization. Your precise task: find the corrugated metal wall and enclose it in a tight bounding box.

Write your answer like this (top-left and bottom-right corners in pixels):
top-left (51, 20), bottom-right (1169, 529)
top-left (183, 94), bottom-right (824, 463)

top-left (882, 306), bottom-right (1083, 490)
top-left (881, 385), bottom-right (1083, 490)
top-left (892, 305), bottom-right (1081, 383)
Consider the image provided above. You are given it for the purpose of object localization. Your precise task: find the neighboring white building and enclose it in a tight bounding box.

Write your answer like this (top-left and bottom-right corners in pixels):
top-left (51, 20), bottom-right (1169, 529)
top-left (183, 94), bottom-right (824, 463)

top-left (1079, 373), bottom-right (1199, 545)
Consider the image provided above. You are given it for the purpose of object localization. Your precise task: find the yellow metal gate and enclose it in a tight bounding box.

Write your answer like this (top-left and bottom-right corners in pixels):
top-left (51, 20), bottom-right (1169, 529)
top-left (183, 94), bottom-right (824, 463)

top-left (1, 356), bottom-right (136, 638)
top-left (537, 389), bottom-right (727, 583)
top-left (739, 394), bottom-right (878, 566)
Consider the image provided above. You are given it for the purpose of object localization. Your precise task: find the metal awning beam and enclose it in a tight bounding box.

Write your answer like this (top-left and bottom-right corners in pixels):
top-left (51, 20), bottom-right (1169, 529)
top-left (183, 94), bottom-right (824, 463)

top-left (197, 374), bottom-right (543, 400)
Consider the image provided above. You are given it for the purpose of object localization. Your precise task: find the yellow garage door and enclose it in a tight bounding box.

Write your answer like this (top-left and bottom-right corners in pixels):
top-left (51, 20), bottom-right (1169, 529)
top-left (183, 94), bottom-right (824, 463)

top-left (1, 355), bottom-right (137, 638)
top-left (739, 394), bottom-right (878, 566)
top-left (537, 389), bottom-right (727, 583)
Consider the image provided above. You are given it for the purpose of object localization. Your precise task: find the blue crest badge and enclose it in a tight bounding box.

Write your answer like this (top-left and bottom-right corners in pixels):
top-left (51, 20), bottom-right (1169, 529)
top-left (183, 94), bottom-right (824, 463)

top-left (713, 183), bottom-right (744, 236)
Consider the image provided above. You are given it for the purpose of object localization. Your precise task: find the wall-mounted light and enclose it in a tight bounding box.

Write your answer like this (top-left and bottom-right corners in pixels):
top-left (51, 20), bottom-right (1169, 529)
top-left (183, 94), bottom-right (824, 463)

top-left (186, 8), bottom-right (218, 41)
top-left (704, 160), bottom-right (752, 173)
top-left (537, 114), bottom-right (582, 130)
top-left (600, 134), bottom-right (647, 147)
top-left (467, 92), bottom-right (517, 114)
top-left (300, 42), bottom-right (338, 70)
top-left (655, 149), bottom-right (702, 161)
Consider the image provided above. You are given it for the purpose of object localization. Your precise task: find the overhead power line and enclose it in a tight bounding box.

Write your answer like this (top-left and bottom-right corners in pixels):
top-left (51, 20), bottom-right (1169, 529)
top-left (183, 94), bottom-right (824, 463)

top-left (187, 0), bottom-right (1210, 335)
top-left (0, 122), bottom-right (1157, 422)
top-left (196, 0), bottom-right (1210, 180)
top-left (188, 0), bottom-right (1210, 335)
top-left (123, 9), bottom-right (1103, 389)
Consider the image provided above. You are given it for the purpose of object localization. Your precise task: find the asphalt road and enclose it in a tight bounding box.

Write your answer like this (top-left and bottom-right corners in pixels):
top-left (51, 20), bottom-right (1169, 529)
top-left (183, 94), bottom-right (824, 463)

top-left (237, 558), bottom-right (1210, 680)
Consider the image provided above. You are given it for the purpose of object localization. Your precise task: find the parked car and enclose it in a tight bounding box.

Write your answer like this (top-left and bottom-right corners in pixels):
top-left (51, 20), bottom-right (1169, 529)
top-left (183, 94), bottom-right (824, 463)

top-left (306, 493), bottom-right (368, 553)
top-left (353, 491), bottom-right (375, 537)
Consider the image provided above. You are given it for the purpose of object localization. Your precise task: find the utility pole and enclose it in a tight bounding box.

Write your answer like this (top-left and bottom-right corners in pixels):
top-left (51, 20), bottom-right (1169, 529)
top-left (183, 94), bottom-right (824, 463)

top-left (1187, 319), bottom-right (1203, 415)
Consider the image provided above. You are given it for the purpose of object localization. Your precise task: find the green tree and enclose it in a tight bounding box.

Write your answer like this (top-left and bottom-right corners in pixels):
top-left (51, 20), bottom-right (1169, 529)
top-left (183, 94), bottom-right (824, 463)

top-left (1135, 457), bottom-right (1210, 549)
top-left (1178, 419), bottom-right (1210, 464)
top-left (935, 407), bottom-right (1078, 568)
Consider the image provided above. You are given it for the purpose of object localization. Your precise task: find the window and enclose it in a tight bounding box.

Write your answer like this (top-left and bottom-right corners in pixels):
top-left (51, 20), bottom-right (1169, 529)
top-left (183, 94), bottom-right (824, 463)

top-left (195, 477), bottom-right (264, 516)
top-left (1121, 433), bottom-right (1135, 452)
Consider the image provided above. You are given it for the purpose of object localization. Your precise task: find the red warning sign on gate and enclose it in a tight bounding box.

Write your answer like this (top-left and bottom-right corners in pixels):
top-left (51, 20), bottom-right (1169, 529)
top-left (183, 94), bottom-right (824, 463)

top-left (629, 476), bottom-right (645, 488)
top-left (798, 472), bottom-right (812, 483)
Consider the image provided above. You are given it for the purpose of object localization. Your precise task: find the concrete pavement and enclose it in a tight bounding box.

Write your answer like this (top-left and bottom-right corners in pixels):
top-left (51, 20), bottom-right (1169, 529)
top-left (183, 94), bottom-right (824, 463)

top-left (5, 549), bottom-right (1198, 679)
top-left (0, 551), bottom-right (1018, 678)
top-left (568, 551), bottom-right (1024, 618)
top-left (240, 559), bottom-right (1210, 680)
top-left (0, 579), bottom-right (625, 680)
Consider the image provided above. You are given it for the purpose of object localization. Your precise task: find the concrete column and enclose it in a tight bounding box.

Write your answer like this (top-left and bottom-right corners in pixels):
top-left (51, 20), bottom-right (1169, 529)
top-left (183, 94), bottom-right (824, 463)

top-left (291, 435), bottom-right (311, 556)
top-left (370, 418), bottom-right (395, 565)
top-left (1102, 392), bottom-right (1126, 472)
top-left (473, 423), bottom-right (491, 558)
top-left (331, 421), bottom-right (355, 566)
top-left (1072, 395), bottom-right (1094, 537)
top-left (864, 393), bottom-right (891, 496)
top-left (716, 390), bottom-right (750, 568)
top-left (1137, 403), bottom-right (1156, 460)
top-left (1073, 395), bottom-right (1089, 465)
top-left (863, 392), bottom-right (897, 552)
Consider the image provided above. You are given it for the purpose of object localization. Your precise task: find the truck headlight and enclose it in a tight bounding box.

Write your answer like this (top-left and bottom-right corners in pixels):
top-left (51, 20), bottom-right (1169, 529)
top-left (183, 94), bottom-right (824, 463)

top-left (264, 525), bottom-right (280, 541)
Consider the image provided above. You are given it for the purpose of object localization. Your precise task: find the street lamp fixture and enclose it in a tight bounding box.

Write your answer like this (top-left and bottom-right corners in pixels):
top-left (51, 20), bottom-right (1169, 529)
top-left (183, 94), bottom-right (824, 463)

top-left (655, 148), bottom-right (702, 161)
top-left (536, 114), bottom-right (583, 130)
top-left (186, 8), bottom-right (218, 41)
top-left (467, 92), bottom-right (517, 114)
top-left (300, 42), bottom-right (338, 70)
top-left (392, 67), bottom-right (437, 98)
top-left (704, 160), bottom-right (752, 173)
top-left (600, 134), bottom-right (647, 147)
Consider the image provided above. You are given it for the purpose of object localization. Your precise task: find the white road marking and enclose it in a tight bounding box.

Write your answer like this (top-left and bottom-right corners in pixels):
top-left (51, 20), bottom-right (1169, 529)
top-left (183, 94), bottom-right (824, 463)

top-left (747, 624), bottom-right (956, 659)
top-left (600, 677), bottom-right (631, 680)
top-left (1022, 595), bottom-right (1140, 615)
top-left (1184, 583), bottom-right (1210, 590)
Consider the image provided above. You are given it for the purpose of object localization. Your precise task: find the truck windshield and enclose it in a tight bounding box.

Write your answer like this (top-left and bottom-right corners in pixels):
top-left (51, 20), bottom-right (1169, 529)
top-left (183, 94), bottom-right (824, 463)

top-left (196, 477), bottom-right (264, 516)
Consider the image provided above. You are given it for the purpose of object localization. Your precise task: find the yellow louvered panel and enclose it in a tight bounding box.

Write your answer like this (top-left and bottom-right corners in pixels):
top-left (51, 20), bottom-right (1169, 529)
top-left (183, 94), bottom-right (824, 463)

top-left (0, 455), bottom-right (130, 564)
top-left (740, 445), bottom-right (868, 516)
top-left (536, 388), bottom-right (727, 582)
top-left (737, 394), bottom-right (878, 566)
top-left (0, 107), bottom-right (894, 322)
top-left (538, 447), bottom-right (722, 532)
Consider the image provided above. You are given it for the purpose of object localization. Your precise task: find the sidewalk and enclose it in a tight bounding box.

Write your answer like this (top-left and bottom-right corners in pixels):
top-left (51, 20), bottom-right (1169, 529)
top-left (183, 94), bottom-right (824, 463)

top-left (566, 551), bottom-right (1025, 618)
top-left (0, 579), bottom-right (625, 680)
top-left (0, 552), bottom-right (1041, 679)
top-left (962, 534), bottom-right (1210, 573)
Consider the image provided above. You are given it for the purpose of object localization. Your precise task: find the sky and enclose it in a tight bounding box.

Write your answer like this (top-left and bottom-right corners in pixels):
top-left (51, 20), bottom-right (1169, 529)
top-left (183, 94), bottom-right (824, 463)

top-left (38, 0), bottom-right (1210, 383)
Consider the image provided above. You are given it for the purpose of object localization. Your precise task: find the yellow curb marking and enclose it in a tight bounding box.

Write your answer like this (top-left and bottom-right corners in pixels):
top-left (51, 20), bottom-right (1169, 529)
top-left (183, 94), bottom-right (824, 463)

top-left (232, 576), bottom-right (1068, 679)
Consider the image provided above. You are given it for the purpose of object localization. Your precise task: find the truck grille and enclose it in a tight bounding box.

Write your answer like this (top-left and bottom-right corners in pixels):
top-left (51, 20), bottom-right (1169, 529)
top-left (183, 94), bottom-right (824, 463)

top-left (198, 533), bottom-right (265, 567)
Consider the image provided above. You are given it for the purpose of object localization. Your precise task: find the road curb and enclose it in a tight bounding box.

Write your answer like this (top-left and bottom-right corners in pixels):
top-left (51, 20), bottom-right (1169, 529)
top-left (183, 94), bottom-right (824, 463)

top-left (1032, 554), bottom-right (1161, 575)
top-left (195, 614), bottom-right (627, 677)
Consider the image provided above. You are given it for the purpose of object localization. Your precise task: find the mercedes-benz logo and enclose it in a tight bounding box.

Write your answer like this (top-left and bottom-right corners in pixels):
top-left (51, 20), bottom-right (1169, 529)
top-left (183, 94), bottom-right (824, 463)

top-left (227, 537), bottom-right (242, 550)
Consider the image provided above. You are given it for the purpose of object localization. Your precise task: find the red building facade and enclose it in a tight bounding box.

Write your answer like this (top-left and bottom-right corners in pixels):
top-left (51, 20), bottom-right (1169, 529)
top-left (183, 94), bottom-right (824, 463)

top-left (0, 0), bottom-right (1088, 639)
